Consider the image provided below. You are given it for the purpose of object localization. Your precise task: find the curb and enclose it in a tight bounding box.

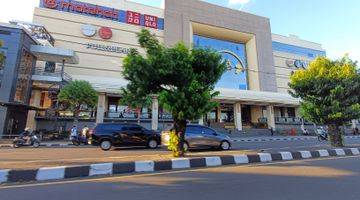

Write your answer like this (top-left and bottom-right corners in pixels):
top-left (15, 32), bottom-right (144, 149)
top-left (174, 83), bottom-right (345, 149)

top-left (1, 147), bottom-right (359, 184)
top-left (232, 135), bottom-right (360, 143)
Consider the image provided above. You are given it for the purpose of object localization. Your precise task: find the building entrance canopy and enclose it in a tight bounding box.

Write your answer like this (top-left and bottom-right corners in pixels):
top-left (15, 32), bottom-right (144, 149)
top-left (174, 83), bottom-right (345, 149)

top-left (30, 45), bottom-right (79, 64)
top-left (215, 88), bottom-right (300, 106)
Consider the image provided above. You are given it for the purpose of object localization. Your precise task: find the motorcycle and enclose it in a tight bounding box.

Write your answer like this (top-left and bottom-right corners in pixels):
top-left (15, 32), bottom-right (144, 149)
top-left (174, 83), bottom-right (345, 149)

top-left (13, 134), bottom-right (41, 148)
top-left (70, 135), bottom-right (88, 146)
top-left (316, 127), bottom-right (328, 141)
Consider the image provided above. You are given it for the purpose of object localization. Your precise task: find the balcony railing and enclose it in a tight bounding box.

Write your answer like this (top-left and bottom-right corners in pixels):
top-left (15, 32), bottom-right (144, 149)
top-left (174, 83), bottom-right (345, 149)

top-left (32, 65), bottom-right (72, 83)
top-left (275, 117), bottom-right (304, 124)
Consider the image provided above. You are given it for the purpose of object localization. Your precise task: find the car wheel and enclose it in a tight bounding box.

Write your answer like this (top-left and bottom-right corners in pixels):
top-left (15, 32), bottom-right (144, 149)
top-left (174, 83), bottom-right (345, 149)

top-left (100, 140), bottom-right (112, 151)
top-left (147, 139), bottom-right (158, 149)
top-left (183, 142), bottom-right (189, 152)
top-left (220, 141), bottom-right (231, 150)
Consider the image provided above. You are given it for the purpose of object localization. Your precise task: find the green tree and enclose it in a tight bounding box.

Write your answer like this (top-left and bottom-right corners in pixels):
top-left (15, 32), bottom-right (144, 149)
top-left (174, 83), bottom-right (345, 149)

top-left (0, 40), bottom-right (4, 66)
top-left (58, 80), bottom-right (98, 125)
top-left (289, 56), bottom-right (360, 147)
top-left (122, 29), bottom-right (226, 157)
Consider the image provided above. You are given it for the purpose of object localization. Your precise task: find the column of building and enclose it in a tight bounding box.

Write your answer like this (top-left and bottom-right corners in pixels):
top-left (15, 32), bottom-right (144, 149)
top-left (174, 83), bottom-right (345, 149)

top-left (234, 103), bottom-right (242, 131)
top-left (25, 90), bottom-right (42, 130)
top-left (96, 93), bottom-right (106, 124)
top-left (267, 105), bottom-right (276, 130)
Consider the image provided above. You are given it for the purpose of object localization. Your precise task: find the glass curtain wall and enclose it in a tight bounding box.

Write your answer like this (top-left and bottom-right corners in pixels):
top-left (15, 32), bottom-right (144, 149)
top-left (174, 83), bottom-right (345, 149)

top-left (193, 35), bottom-right (248, 90)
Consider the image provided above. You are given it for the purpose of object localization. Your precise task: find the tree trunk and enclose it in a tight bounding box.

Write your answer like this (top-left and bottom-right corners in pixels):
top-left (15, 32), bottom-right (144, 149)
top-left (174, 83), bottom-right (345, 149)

top-left (328, 124), bottom-right (344, 147)
top-left (137, 108), bottom-right (141, 125)
top-left (174, 119), bottom-right (187, 157)
top-left (73, 109), bottom-right (80, 127)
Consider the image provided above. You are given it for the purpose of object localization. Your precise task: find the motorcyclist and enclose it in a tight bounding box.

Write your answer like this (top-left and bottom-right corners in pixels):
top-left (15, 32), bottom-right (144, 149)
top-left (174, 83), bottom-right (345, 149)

top-left (19, 128), bottom-right (32, 144)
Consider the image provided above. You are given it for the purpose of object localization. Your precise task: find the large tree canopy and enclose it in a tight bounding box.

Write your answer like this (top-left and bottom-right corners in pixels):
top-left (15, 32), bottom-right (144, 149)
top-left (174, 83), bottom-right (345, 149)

top-left (58, 80), bottom-right (98, 124)
top-left (122, 29), bottom-right (226, 156)
top-left (289, 56), bottom-right (360, 147)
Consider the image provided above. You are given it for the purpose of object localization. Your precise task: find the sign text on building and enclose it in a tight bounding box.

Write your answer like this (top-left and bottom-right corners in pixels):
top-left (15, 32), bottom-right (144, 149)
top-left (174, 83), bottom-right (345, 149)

top-left (40, 0), bottom-right (164, 30)
top-left (86, 43), bottom-right (130, 55)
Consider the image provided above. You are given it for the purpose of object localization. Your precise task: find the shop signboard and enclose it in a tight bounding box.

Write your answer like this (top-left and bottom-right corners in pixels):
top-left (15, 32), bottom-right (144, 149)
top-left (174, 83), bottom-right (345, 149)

top-left (40, 0), bottom-right (164, 30)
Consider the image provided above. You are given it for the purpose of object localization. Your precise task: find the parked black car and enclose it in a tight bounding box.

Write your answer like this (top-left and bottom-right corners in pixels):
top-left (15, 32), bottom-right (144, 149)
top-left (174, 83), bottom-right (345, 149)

top-left (91, 123), bottom-right (161, 151)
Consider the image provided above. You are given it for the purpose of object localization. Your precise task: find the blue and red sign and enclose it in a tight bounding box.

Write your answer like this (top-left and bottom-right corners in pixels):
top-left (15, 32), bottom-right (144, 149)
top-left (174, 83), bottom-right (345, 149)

top-left (40, 0), bottom-right (164, 30)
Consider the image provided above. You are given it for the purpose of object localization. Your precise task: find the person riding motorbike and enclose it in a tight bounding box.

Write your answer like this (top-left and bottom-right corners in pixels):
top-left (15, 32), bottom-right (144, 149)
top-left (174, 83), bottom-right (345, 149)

top-left (19, 128), bottom-right (32, 144)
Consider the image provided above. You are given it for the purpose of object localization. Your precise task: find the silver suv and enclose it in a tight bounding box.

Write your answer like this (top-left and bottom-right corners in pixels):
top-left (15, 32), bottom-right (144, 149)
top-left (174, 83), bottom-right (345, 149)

top-left (161, 124), bottom-right (231, 151)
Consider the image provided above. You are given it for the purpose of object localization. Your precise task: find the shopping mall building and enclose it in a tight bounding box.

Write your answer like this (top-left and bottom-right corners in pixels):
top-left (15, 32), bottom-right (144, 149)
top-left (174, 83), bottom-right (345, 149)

top-left (1, 0), bottom-right (340, 137)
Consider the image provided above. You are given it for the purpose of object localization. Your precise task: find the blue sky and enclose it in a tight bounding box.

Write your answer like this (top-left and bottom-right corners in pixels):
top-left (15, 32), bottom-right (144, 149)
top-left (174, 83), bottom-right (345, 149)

top-left (129, 0), bottom-right (360, 62)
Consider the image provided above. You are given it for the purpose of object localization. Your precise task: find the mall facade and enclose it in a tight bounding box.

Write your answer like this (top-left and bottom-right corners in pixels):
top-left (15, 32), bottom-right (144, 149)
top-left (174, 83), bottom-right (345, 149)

top-left (0, 0), bottom-right (335, 136)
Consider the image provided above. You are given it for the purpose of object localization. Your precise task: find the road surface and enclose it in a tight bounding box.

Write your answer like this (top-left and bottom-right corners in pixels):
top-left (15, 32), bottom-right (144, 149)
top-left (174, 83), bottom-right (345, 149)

top-left (1, 155), bottom-right (360, 200)
top-left (1, 137), bottom-right (360, 169)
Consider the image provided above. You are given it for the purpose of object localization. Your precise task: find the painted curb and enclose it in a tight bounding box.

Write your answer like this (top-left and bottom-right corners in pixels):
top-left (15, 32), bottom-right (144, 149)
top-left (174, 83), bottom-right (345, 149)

top-left (1, 147), bottom-right (359, 184)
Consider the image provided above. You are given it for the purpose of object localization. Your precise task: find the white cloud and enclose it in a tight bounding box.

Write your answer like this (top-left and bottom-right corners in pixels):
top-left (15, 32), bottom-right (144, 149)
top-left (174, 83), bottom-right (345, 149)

top-left (228, 0), bottom-right (251, 10)
top-left (228, 0), bottom-right (250, 6)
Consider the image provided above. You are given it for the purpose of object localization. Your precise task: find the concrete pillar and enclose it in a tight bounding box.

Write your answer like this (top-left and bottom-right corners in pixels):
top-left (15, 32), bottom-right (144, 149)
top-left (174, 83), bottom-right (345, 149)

top-left (266, 105), bottom-right (276, 130)
top-left (198, 116), bottom-right (204, 125)
top-left (96, 93), bottom-right (106, 124)
top-left (234, 103), bottom-right (242, 131)
top-left (151, 95), bottom-right (159, 131)
top-left (217, 106), bottom-right (222, 123)
top-left (295, 107), bottom-right (300, 118)
top-left (26, 90), bottom-right (42, 130)
top-left (0, 106), bottom-right (8, 137)
top-left (352, 120), bottom-right (359, 129)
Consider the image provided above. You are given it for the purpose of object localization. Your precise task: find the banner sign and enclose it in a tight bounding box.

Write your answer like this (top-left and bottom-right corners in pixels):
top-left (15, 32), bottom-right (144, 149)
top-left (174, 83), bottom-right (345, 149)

top-left (40, 0), bottom-right (164, 30)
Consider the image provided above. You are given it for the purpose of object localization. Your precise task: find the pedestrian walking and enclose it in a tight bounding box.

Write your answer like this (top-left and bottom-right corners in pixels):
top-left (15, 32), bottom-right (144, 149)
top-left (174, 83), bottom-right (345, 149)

top-left (269, 127), bottom-right (274, 136)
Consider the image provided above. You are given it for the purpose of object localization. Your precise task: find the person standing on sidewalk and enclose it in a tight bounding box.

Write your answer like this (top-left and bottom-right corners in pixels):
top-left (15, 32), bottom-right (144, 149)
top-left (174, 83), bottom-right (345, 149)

top-left (82, 125), bottom-right (90, 144)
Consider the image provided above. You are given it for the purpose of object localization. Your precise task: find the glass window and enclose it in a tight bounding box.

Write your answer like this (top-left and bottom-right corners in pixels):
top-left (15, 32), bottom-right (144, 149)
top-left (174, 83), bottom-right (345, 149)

top-left (193, 35), bottom-right (248, 90)
top-left (128, 125), bottom-right (143, 131)
top-left (202, 127), bottom-right (216, 135)
top-left (186, 126), bottom-right (202, 134)
top-left (287, 108), bottom-right (296, 118)
top-left (44, 61), bottom-right (56, 73)
top-left (0, 48), bottom-right (6, 88)
top-left (272, 41), bottom-right (326, 58)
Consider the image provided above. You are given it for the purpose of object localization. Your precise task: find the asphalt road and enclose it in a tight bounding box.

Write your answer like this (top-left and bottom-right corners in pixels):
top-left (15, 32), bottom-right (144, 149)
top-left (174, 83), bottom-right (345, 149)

top-left (1, 137), bottom-right (360, 169)
top-left (1, 155), bottom-right (360, 200)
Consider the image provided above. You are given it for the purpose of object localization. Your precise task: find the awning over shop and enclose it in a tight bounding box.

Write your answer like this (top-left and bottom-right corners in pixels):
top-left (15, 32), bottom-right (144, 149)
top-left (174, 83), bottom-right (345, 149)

top-left (30, 45), bottom-right (79, 64)
top-left (215, 88), bottom-right (300, 106)
top-left (0, 101), bottom-right (42, 110)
